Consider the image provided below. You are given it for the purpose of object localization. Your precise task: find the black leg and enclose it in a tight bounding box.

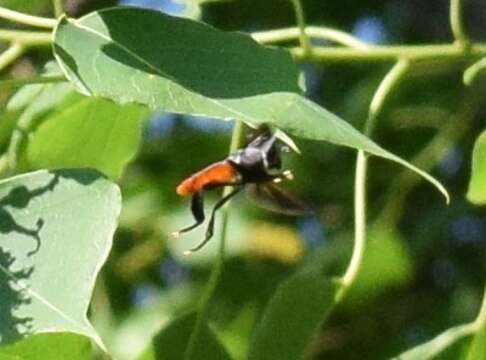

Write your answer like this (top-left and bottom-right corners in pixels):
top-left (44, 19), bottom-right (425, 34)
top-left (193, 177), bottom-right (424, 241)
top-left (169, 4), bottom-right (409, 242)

top-left (173, 192), bottom-right (205, 236)
top-left (185, 188), bottom-right (242, 254)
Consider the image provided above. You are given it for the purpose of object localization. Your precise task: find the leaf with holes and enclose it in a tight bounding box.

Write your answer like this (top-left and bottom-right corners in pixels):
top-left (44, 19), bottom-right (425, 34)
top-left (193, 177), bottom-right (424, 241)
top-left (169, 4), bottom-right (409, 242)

top-left (0, 169), bottom-right (120, 351)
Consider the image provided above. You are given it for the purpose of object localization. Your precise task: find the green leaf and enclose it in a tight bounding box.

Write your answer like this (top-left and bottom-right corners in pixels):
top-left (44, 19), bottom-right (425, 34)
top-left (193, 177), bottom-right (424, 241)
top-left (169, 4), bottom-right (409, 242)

top-left (23, 95), bottom-right (148, 180)
top-left (344, 224), bottom-right (413, 307)
top-left (0, 169), bottom-right (121, 349)
top-left (0, 333), bottom-right (92, 360)
top-left (467, 130), bottom-right (486, 204)
top-left (391, 324), bottom-right (476, 360)
top-left (7, 80), bottom-right (147, 180)
top-left (247, 267), bottom-right (338, 360)
top-left (6, 82), bottom-right (74, 171)
top-left (463, 326), bottom-right (486, 360)
top-left (53, 7), bottom-right (448, 201)
top-left (138, 313), bottom-right (231, 360)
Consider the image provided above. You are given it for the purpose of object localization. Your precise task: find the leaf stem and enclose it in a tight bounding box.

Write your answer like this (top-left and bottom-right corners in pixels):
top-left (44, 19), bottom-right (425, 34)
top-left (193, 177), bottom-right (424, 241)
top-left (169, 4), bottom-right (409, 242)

top-left (339, 60), bottom-right (410, 294)
top-left (0, 74), bottom-right (66, 88)
top-left (288, 0), bottom-right (312, 56)
top-left (450, 0), bottom-right (469, 47)
top-left (0, 6), bottom-right (57, 29)
top-left (252, 26), bottom-right (369, 49)
top-left (464, 57), bottom-right (486, 85)
top-left (0, 29), bottom-right (52, 46)
top-left (0, 43), bottom-right (24, 72)
top-left (53, 0), bottom-right (64, 18)
top-left (290, 43), bottom-right (486, 62)
top-left (184, 120), bottom-right (244, 360)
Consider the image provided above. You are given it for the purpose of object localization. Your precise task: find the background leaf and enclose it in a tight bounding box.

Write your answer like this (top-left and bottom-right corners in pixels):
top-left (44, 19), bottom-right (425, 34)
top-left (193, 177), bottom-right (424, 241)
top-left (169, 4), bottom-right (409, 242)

top-left (0, 333), bottom-right (92, 360)
top-left (22, 95), bottom-right (148, 180)
top-left (0, 169), bottom-right (120, 349)
top-left (467, 129), bottom-right (486, 204)
top-left (138, 313), bottom-right (231, 360)
top-left (391, 324), bottom-right (475, 360)
top-left (53, 7), bottom-right (448, 200)
top-left (247, 267), bottom-right (338, 360)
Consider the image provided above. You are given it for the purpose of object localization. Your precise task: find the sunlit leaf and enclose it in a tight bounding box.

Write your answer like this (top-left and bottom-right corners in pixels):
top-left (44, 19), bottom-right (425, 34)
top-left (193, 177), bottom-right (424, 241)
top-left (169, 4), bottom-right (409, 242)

top-left (53, 7), bottom-right (448, 201)
top-left (0, 169), bottom-right (120, 350)
top-left (0, 333), bottom-right (92, 360)
top-left (7, 80), bottom-right (147, 180)
top-left (467, 129), bottom-right (486, 204)
top-left (463, 326), bottom-right (486, 360)
top-left (247, 267), bottom-right (338, 360)
top-left (23, 95), bottom-right (148, 180)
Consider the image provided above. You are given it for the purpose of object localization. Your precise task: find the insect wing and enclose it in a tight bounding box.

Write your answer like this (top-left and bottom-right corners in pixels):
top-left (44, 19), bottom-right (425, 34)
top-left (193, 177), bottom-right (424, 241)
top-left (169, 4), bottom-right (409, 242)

top-left (245, 183), bottom-right (312, 216)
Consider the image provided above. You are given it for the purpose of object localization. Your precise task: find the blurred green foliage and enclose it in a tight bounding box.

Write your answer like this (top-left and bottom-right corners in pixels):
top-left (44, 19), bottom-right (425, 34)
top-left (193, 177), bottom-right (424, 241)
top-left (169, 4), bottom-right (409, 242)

top-left (0, 0), bottom-right (485, 359)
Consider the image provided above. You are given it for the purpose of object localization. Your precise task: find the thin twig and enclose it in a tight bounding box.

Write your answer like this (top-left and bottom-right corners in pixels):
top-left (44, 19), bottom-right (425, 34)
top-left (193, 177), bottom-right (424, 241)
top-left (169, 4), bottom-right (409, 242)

top-left (288, 0), bottom-right (312, 55)
top-left (339, 60), bottom-right (410, 294)
top-left (53, 0), bottom-right (64, 18)
top-left (0, 6), bottom-right (56, 29)
top-left (0, 29), bottom-right (52, 46)
top-left (291, 43), bottom-right (486, 62)
top-left (252, 26), bottom-right (369, 49)
top-left (0, 43), bottom-right (24, 72)
top-left (184, 120), bottom-right (244, 360)
top-left (0, 75), bottom-right (66, 88)
top-left (450, 0), bottom-right (470, 47)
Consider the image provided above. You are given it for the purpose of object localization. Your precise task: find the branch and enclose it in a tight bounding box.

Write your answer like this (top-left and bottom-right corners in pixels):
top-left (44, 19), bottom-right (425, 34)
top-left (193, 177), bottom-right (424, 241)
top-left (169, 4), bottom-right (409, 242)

top-left (339, 60), bottom-right (410, 294)
top-left (450, 0), bottom-right (470, 47)
top-left (0, 43), bottom-right (23, 72)
top-left (291, 43), bottom-right (486, 62)
top-left (0, 6), bottom-right (56, 29)
top-left (184, 120), bottom-right (244, 360)
top-left (288, 0), bottom-right (312, 55)
top-left (0, 30), bottom-right (51, 46)
top-left (252, 26), bottom-right (369, 49)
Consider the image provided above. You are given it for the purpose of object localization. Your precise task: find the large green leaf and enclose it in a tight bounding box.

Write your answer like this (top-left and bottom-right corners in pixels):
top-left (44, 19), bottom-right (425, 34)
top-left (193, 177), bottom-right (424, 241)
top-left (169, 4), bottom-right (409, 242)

top-left (0, 333), bottom-right (92, 360)
top-left (463, 326), bottom-right (486, 360)
top-left (53, 7), bottom-right (448, 201)
top-left (6, 80), bottom-right (147, 180)
top-left (23, 95), bottom-right (148, 180)
top-left (467, 129), bottom-right (486, 204)
top-left (138, 313), bottom-right (231, 360)
top-left (0, 169), bottom-right (121, 350)
top-left (247, 267), bottom-right (338, 360)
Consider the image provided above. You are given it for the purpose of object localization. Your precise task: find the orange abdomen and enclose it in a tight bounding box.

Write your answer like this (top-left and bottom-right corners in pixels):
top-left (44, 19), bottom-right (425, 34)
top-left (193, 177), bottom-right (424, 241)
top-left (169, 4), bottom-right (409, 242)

top-left (176, 161), bottom-right (239, 196)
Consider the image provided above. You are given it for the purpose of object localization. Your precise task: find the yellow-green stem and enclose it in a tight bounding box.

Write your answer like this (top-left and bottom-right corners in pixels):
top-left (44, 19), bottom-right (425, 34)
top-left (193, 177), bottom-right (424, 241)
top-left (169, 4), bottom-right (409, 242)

top-left (289, 0), bottom-right (312, 56)
top-left (339, 60), bottom-right (410, 295)
top-left (252, 26), bottom-right (369, 49)
top-left (0, 6), bottom-right (56, 28)
top-left (0, 43), bottom-right (23, 72)
top-left (184, 120), bottom-right (244, 360)
top-left (0, 74), bottom-right (66, 88)
top-left (450, 0), bottom-right (469, 47)
top-left (53, 0), bottom-right (63, 18)
top-left (291, 43), bottom-right (486, 62)
top-left (0, 30), bottom-right (52, 46)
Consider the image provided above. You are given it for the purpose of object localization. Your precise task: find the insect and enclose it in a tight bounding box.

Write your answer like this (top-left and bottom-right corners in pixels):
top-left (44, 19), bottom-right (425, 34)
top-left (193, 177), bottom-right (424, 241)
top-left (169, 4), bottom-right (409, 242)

top-left (173, 126), bottom-right (309, 254)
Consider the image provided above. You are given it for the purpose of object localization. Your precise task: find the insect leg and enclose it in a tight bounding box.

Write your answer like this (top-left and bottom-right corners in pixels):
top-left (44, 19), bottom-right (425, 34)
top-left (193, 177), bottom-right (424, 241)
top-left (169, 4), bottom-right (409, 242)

top-left (184, 187), bottom-right (242, 254)
top-left (172, 191), bottom-right (205, 237)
